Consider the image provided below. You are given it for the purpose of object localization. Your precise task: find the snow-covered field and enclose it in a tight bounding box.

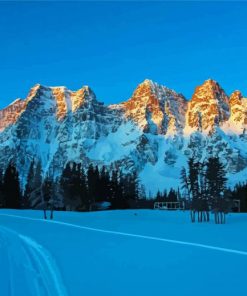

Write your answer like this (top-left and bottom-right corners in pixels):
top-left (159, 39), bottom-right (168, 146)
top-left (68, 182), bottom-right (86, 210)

top-left (0, 209), bottom-right (246, 296)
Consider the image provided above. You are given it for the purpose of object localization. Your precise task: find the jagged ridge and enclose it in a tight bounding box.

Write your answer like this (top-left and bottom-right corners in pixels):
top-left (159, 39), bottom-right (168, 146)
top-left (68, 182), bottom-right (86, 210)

top-left (0, 79), bottom-right (247, 195)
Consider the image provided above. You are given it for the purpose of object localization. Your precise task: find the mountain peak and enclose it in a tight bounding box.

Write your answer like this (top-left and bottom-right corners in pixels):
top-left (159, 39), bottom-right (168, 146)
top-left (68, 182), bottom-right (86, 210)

top-left (1, 78), bottom-right (247, 197)
top-left (0, 97), bottom-right (27, 131)
top-left (204, 78), bottom-right (218, 85)
top-left (119, 79), bottom-right (187, 135)
top-left (230, 90), bottom-right (243, 101)
top-left (142, 79), bottom-right (154, 85)
top-left (192, 79), bottom-right (227, 99)
top-left (199, 79), bottom-right (224, 94)
top-left (134, 79), bottom-right (155, 92)
top-left (30, 83), bottom-right (50, 91)
top-left (187, 79), bottom-right (230, 131)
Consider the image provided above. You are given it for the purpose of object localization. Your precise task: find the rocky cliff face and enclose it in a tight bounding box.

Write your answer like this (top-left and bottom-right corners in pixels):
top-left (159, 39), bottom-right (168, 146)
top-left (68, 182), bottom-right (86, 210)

top-left (185, 79), bottom-right (230, 133)
top-left (111, 79), bottom-right (187, 136)
top-left (0, 99), bottom-right (27, 132)
top-left (228, 90), bottom-right (247, 127)
top-left (1, 79), bottom-right (247, 194)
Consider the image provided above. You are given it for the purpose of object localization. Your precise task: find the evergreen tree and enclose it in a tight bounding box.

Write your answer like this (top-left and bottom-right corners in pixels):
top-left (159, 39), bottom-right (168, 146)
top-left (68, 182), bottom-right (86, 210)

top-left (162, 190), bottom-right (167, 199)
top-left (71, 163), bottom-right (81, 202)
top-left (181, 159), bottom-right (210, 223)
top-left (167, 188), bottom-right (177, 202)
top-left (155, 190), bottom-right (162, 201)
top-left (110, 169), bottom-right (119, 201)
top-left (60, 162), bottom-right (82, 210)
top-left (34, 160), bottom-right (43, 206)
top-left (79, 167), bottom-right (89, 210)
top-left (125, 171), bottom-right (139, 200)
top-left (111, 170), bottom-right (129, 209)
top-left (87, 163), bottom-right (97, 206)
top-left (42, 176), bottom-right (53, 204)
top-left (205, 157), bottom-right (227, 223)
top-left (188, 158), bottom-right (200, 200)
top-left (180, 166), bottom-right (190, 199)
top-left (26, 160), bottom-right (43, 208)
top-left (94, 165), bottom-right (101, 201)
top-left (60, 162), bottom-right (71, 198)
top-left (24, 160), bottom-right (35, 207)
top-left (138, 184), bottom-right (146, 200)
top-left (3, 163), bottom-right (21, 209)
top-left (60, 162), bottom-right (73, 210)
top-left (99, 166), bottom-right (111, 201)
top-left (230, 183), bottom-right (247, 212)
top-left (205, 157), bottom-right (227, 200)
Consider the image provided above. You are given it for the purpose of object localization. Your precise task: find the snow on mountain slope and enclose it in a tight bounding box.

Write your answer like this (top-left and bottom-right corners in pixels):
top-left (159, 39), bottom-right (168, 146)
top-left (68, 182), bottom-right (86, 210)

top-left (0, 209), bottom-right (247, 296)
top-left (0, 79), bottom-right (247, 195)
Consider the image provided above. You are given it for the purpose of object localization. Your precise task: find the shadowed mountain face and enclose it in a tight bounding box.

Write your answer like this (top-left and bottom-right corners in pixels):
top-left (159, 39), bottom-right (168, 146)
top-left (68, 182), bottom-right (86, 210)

top-left (1, 79), bottom-right (247, 194)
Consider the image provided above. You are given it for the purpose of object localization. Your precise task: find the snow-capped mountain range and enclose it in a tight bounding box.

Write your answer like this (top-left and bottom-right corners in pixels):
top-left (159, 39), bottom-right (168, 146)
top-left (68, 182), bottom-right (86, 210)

top-left (1, 79), bottom-right (247, 194)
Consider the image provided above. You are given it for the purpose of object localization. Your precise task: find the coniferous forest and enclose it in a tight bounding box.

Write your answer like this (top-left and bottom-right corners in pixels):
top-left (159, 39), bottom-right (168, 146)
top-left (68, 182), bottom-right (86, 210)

top-left (0, 158), bottom-right (246, 221)
top-left (0, 161), bottom-right (142, 211)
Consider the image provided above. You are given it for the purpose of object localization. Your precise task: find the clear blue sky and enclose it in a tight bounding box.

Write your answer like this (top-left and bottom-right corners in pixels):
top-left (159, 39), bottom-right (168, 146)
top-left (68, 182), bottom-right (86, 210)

top-left (0, 1), bottom-right (247, 108)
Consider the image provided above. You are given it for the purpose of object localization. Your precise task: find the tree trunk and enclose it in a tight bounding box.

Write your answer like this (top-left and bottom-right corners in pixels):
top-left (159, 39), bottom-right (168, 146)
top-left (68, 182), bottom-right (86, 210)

top-left (191, 210), bottom-right (195, 223)
top-left (50, 208), bottom-right (54, 220)
top-left (43, 209), bottom-right (47, 219)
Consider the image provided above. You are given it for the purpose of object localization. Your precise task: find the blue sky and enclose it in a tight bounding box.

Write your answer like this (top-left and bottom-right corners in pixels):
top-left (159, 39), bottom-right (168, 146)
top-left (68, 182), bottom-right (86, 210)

top-left (0, 1), bottom-right (247, 108)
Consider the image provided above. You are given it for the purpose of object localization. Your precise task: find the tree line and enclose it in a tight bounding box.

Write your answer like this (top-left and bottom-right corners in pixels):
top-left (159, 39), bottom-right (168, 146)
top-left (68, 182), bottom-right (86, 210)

top-left (60, 162), bottom-right (139, 210)
top-left (154, 188), bottom-right (180, 202)
top-left (0, 158), bottom-right (246, 219)
top-left (0, 161), bottom-right (141, 211)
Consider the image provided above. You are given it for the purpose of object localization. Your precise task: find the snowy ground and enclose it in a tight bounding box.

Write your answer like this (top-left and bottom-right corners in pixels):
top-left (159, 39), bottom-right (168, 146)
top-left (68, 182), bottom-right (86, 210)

top-left (0, 209), bottom-right (247, 296)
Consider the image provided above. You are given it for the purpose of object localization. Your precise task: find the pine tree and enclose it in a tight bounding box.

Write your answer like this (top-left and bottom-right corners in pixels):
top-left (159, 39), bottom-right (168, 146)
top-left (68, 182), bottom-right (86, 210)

top-left (79, 167), bottom-right (88, 210)
top-left (180, 167), bottom-right (190, 199)
top-left (60, 162), bottom-right (73, 210)
top-left (125, 171), bottom-right (139, 200)
top-left (26, 160), bottom-right (43, 208)
top-left (138, 184), bottom-right (146, 200)
top-left (182, 159), bottom-right (210, 222)
top-left (99, 166), bottom-right (110, 201)
top-left (156, 190), bottom-right (162, 201)
top-left (3, 163), bottom-right (21, 209)
top-left (230, 183), bottom-right (247, 212)
top-left (162, 190), bottom-right (167, 199)
top-left (60, 162), bottom-right (82, 211)
top-left (94, 165), bottom-right (100, 202)
top-left (42, 176), bottom-right (53, 203)
top-left (110, 169), bottom-right (118, 201)
top-left (188, 158), bottom-right (200, 200)
top-left (112, 170), bottom-right (129, 209)
top-left (205, 157), bottom-right (227, 223)
top-left (167, 188), bottom-right (177, 202)
top-left (24, 160), bottom-right (35, 207)
top-left (71, 163), bottom-right (81, 203)
top-left (205, 157), bottom-right (227, 199)
top-left (87, 163), bottom-right (96, 206)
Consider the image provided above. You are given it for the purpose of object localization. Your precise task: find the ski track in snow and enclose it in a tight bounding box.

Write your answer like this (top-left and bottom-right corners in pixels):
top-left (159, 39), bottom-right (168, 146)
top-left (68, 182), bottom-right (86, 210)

top-left (1, 213), bottom-right (247, 257)
top-left (0, 225), bottom-right (67, 296)
top-left (19, 235), bottom-right (68, 296)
